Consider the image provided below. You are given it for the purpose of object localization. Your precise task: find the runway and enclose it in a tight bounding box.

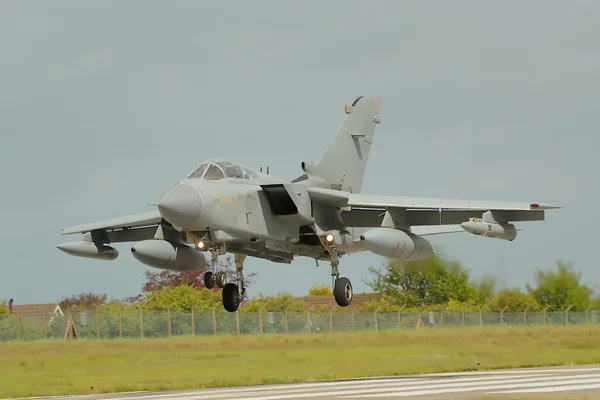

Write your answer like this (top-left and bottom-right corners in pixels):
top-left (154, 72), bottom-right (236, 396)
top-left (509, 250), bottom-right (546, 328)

top-left (12, 365), bottom-right (600, 400)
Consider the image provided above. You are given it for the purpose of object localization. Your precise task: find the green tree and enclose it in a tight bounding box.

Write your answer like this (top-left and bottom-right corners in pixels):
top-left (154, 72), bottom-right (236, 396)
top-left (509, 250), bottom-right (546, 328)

top-left (473, 275), bottom-right (497, 303)
top-left (100, 299), bottom-right (139, 311)
top-left (446, 298), bottom-right (487, 312)
top-left (58, 292), bottom-right (107, 311)
top-left (357, 296), bottom-right (400, 313)
top-left (127, 254), bottom-right (257, 303)
top-left (0, 300), bottom-right (8, 314)
top-left (242, 293), bottom-right (307, 312)
top-left (591, 296), bottom-right (600, 310)
top-left (366, 255), bottom-right (482, 308)
top-left (526, 260), bottom-right (593, 311)
top-left (143, 284), bottom-right (222, 311)
top-left (308, 285), bottom-right (332, 296)
top-left (487, 288), bottom-right (541, 312)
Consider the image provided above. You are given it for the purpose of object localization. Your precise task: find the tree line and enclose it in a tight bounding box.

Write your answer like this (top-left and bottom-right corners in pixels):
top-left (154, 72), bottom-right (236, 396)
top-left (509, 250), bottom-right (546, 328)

top-left (1, 255), bottom-right (599, 314)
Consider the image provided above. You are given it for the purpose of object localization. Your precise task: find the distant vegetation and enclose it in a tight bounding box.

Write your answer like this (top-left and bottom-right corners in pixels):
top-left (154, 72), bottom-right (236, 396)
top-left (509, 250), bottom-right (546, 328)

top-left (0, 300), bottom-right (8, 315)
top-left (29, 254), bottom-right (599, 314)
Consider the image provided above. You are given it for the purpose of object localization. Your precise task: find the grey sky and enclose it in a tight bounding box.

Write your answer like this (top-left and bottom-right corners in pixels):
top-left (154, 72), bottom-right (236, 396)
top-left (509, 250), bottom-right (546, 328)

top-left (1, 1), bottom-right (598, 304)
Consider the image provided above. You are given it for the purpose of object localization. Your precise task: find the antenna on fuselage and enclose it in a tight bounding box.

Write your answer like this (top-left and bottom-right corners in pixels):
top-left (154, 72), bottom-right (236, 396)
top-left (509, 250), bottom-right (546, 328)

top-left (259, 166), bottom-right (270, 175)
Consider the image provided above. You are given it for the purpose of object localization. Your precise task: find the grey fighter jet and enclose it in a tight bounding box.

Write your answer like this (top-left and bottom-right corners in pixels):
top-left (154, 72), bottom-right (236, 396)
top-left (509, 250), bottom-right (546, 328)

top-left (58, 96), bottom-right (561, 312)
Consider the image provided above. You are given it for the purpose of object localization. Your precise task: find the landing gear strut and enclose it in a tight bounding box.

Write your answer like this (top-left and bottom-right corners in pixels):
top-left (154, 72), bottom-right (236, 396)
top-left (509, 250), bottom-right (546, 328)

top-left (325, 240), bottom-right (353, 308)
top-left (222, 253), bottom-right (246, 312)
top-left (203, 247), bottom-right (227, 290)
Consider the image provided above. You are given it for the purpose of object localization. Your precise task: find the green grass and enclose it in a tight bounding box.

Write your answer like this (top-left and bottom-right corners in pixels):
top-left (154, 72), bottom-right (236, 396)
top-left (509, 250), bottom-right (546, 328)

top-left (1, 324), bottom-right (600, 398)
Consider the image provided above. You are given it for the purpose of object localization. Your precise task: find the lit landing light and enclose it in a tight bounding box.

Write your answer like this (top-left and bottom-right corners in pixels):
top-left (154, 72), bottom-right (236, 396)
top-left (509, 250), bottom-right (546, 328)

top-left (196, 241), bottom-right (205, 249)
top-left (325, 234), bottom-right (334, 243)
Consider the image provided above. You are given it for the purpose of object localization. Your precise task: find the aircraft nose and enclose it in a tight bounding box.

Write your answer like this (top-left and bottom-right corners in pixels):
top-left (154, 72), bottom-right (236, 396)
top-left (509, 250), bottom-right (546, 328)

top-left (157, 184), bottom-right (204, 229)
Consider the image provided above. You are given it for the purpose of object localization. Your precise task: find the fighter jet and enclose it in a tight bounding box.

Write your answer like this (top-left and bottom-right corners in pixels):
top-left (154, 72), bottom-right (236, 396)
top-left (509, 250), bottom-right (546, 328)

top-left (57, 96), bottom-right (561, 312)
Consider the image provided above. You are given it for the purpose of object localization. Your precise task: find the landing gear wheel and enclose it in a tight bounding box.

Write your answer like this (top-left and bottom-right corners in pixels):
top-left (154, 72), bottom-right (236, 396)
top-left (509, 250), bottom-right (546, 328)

top-left (334, 277), bottom-right (353, 307)
top-left (215, 271), bottom-right (227, 288)
top-left (222, 283), bottom-right (240, 312)
top-left (204, 271), bottom-right (214, 289)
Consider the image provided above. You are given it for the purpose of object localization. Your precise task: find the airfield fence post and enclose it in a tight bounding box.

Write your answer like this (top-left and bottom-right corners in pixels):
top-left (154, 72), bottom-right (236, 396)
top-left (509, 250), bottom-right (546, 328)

top-left (191, 308), bottom-right (195, 337)
top-left (212, 304), bottom-right (218, 335)
top-left (397, 304), bottom-right (406, 329)
top-left (479, 307), bottom-right (484, 326)
top-left (329, 306), bottom-right (335, 332)
top-left (260, 306), bottom-right (266, 334)
top-left (15, 314), bottom-right (21, 340)
top-left (461, 310), bottom-right (465, 326)
top-left (565, 304), bottom-right (573, 326)
top-left (351, 311), bottom-right (356, 331)
top-left (95, 305), bottom-right (102, 339)
top-left (167, 308), bottom-right (172, 337)
top-left (42, 314), bottom-right (48, 340)
top-left (118, 309), bottom-right (123, 338)
top-left (500, 306), bottom-right (507, 325)
top-left (307, 306), bottom-right (315, 334)
top-left (284, 306), bottom-right (290, 334)
top-left (586, 305), bottom-right (592, 323)
top-left (139, 309), bottom-right (143, 338)
top-left (416, 306), bottom-right (425, 328)
top-left (542, 305), bottom-right (550, 324)
top-left (524, 306), bottom-right (530, 324)
top-left (440, 310), bottom-right (444, 327)
top-left (374, 307), bottom-right (381, 331)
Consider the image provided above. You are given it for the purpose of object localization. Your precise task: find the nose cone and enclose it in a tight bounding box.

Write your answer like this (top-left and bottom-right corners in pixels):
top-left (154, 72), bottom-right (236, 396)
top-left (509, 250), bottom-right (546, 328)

top-left (157, 184), bottom-right (204, 229)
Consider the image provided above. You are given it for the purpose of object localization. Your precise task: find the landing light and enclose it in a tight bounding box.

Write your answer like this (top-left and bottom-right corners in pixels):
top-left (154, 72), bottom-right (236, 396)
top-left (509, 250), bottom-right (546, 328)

top-left (325, 234), bottom-right (334, 243)
top-left (196, 241), bottom-right (205, 249)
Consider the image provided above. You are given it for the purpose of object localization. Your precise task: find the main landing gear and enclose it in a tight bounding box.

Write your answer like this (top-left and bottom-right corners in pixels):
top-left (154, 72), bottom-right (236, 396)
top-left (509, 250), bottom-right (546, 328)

top-left (203, 248), bottom-right (227, 289)
top-left (201, 244), bottom-right (246, 312)
top-left (222, 253), bottom-right (247, 312)
top-left (327, 242), bottom-right (353, 308)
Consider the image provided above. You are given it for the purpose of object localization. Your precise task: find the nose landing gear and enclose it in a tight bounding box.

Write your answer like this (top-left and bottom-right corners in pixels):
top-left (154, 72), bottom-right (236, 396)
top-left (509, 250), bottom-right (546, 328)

top-left (203, 247), bottom-right (227, 289)
top-left (222, 253), bottom-right (247, 312)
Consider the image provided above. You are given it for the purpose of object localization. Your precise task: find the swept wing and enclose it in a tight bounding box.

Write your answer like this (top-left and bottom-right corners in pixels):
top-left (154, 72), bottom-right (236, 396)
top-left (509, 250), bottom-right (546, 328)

top-left (61, 210), bottom-right (162, 243)
top-left (307, 187), bottom-right (560, 228)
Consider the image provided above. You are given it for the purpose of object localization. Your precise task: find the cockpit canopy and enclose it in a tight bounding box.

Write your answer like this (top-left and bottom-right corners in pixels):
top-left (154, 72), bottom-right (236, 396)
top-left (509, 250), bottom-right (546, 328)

top-left (186, 159), bottom-right (260, 181)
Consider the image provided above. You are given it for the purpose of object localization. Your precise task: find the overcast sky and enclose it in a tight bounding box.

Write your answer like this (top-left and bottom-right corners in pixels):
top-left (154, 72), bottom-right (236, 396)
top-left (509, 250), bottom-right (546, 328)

top-left (1, 1), bottom-right (599, 305)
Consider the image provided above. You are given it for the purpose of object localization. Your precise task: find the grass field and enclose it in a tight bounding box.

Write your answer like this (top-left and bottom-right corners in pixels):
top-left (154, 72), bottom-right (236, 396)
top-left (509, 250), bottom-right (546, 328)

top-left (1, 324), bottom-right (600, 398)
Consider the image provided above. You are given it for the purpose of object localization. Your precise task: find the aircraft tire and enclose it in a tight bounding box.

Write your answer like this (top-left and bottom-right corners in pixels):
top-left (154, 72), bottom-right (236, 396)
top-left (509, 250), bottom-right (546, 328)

top-left (222, 283), bottom-right (240, 312)
top-left (334, 277), bottom-right (353, 307)
top-left (204, 271), bottom-right (214, 289)
top-left (215, 271), bottom-right (227, 288)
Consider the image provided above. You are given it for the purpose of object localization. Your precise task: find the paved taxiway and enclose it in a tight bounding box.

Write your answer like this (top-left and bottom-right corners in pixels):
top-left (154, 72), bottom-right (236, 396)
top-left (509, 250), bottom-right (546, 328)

top-left (11, 365), bottom-right (600, 400)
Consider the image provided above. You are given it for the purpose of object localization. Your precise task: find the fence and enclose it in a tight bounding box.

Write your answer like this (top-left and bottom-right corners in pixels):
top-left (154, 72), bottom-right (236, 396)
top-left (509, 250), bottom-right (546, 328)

top-left (1, 307), bottom-right (598, 342)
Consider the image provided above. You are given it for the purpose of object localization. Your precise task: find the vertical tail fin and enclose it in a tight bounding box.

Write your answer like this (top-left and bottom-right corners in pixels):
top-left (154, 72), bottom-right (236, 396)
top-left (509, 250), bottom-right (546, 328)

top-left (299, 96), bottom-right (382, 193)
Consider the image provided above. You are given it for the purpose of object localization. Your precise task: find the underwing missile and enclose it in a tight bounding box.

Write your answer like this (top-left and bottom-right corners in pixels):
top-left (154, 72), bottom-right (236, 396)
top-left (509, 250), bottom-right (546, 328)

top-left (460, 218), bottom-right (517, 241)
